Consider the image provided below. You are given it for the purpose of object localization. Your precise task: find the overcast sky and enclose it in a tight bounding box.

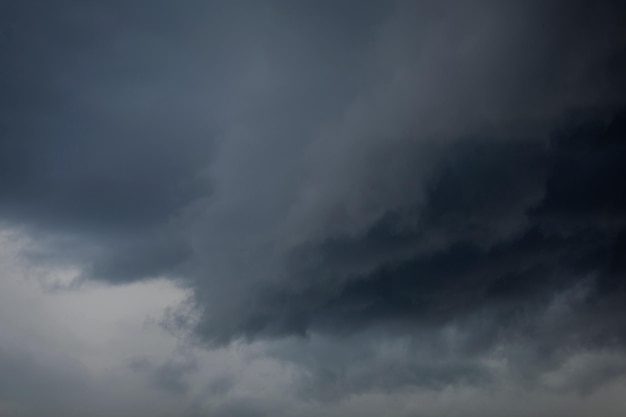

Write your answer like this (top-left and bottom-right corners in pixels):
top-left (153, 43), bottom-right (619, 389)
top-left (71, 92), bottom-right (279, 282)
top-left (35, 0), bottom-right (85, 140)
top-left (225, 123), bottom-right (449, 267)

top-left (1, 1), bottom-right (626, 416)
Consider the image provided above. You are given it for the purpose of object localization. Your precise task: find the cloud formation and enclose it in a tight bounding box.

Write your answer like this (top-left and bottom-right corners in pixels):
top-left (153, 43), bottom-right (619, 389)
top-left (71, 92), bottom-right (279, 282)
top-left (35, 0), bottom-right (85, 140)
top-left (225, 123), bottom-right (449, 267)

top-left (1, 0), bottom-right (626, 415)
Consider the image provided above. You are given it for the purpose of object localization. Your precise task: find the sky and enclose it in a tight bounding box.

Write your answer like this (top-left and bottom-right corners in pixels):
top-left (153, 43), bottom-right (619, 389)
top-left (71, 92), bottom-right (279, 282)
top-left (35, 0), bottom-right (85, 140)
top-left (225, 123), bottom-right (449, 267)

top-left (1, 1), bottom-right (626, 416)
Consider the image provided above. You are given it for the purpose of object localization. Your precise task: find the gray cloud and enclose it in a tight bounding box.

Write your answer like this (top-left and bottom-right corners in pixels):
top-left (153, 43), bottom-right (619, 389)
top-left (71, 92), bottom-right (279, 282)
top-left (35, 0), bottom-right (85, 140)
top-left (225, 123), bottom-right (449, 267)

top-left (1, 0), bottom-right (626, 415)
top-left (180, 0), bottom-right (626, 348)
top-left (130, 352), bottom-right (198, 396)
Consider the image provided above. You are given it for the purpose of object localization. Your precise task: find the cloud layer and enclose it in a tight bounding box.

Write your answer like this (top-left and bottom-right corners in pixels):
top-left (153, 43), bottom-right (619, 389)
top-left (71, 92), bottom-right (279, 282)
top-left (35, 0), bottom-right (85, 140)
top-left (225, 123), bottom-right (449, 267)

top-left (1, 0), bottom-right (626, 415)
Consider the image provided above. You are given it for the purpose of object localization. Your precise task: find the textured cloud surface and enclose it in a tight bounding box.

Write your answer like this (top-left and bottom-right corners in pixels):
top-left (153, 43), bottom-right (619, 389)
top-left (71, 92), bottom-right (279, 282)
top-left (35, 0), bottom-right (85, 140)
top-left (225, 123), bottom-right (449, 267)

top-left (1, 1), bottom-right (626, 416)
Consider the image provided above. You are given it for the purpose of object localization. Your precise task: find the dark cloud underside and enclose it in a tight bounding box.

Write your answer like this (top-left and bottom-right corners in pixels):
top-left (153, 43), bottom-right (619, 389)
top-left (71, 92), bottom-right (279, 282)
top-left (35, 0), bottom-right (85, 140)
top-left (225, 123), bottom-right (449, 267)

top-left (1, 0), bottom-right (626, 408)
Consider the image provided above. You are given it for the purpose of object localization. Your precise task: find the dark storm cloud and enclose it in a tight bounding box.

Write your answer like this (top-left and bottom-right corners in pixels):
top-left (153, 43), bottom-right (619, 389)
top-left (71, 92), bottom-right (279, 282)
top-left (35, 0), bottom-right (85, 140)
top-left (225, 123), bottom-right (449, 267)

top-left (244, 117), bottom-right (626, 338)
top-left (0, 0), bottom-right (384, 282)
top-left (173, 0), bottom-right (626, 396)
top-left (2, 0), bottom-right (626, 409)
top-left (182, 0), bottom-right (626, 348)
top-left (193, 111), bottom-right (626, 396)
top-left (0, 0), bottom-right (224, 282)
